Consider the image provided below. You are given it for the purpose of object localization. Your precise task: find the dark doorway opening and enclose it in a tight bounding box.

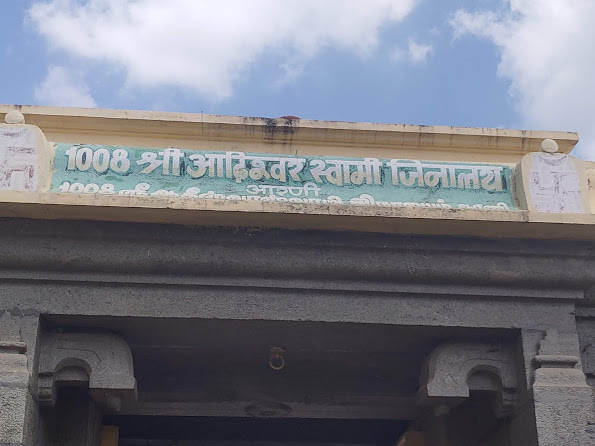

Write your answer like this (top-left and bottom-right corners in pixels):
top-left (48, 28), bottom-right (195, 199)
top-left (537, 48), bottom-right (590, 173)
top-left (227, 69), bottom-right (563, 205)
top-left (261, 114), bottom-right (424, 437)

top-left (103, 415), bottom-right (409, 446)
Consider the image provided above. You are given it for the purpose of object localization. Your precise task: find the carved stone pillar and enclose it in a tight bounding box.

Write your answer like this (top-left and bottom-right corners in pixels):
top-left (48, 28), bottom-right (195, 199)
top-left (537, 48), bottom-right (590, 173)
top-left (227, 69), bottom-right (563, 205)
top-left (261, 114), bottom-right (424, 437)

top-left (0, 341), bottom-right (30, 446)
top-left (0, 313), bottom-right (40, 446)
top-left (531, 330), bottom-right (595, 445)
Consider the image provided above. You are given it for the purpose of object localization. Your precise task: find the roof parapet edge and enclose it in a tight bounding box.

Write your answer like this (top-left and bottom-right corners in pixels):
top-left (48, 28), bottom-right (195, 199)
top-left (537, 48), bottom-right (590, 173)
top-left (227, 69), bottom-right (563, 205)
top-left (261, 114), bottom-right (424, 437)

top-left (0, 104), bottom-right (579, 155)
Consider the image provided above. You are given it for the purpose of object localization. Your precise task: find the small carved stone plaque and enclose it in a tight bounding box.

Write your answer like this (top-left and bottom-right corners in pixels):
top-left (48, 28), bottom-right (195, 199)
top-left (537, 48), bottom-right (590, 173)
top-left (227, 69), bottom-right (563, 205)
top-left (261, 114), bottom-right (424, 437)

top-left (529, 153), bottom-right (584, 213)
top-left (0, 128), bottom-right (38, 192)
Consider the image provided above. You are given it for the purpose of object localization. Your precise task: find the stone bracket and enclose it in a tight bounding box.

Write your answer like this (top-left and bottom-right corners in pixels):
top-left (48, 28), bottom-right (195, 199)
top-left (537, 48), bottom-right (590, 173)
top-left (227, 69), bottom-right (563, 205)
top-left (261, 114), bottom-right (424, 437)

top-left (38, 331), bottom-right (137, 411)
top-left (417, 342), bottom-right (518, 418)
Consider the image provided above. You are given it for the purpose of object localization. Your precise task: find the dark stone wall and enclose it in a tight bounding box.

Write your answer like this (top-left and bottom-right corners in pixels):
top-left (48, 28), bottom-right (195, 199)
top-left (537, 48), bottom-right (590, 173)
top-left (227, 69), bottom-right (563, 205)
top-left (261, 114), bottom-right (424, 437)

top-left (1, 217), bottom-right (594, 445)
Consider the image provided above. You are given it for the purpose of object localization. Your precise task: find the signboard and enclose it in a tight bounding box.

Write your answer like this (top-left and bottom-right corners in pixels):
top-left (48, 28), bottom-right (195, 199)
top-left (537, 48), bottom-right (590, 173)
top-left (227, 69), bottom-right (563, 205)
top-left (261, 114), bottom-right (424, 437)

top-left (49, 144), bottom-right (517, 211)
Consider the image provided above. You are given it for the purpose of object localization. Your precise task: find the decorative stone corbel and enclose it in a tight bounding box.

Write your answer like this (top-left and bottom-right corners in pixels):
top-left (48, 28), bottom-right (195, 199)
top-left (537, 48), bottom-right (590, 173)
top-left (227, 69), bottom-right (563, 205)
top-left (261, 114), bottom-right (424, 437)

top-left (38, 331), bottom-right (137, 411)
top-left (418, 342), bottom-right (517, 418)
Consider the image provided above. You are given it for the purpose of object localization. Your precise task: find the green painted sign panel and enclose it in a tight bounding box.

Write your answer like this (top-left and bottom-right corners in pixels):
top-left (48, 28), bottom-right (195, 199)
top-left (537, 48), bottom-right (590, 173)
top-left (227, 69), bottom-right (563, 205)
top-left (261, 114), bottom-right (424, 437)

top-left (49, 144), bottom-right (517, 211)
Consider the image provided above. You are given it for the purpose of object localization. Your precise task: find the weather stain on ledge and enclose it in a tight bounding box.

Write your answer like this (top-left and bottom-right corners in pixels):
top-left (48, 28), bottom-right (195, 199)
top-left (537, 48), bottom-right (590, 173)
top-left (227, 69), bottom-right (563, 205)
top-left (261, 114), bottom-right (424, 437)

top-left (262, 117), bottom-right (299, 142)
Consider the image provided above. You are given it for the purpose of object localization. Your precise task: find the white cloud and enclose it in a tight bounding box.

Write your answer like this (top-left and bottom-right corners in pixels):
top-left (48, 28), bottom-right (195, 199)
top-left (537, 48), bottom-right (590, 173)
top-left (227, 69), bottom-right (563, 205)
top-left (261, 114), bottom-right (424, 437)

top-left (390, 47), bottom-right (407, 62)
top-left (29, 0), bottom-right (419, 101)
top-left (391, 38), bottom-right (432, 64)
top-left (450, 0), bottom-right (595, 160)
top-left (34, 66), bottom-right (97, 108)
top-left (407, 39), bottom-right (432, 63)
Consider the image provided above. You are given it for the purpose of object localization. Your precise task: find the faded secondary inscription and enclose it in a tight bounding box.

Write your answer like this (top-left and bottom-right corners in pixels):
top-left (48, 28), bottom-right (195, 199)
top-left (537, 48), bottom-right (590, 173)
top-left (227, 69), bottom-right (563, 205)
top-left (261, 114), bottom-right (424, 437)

top-left (529, 153), bottom-right (584, 213)
top-left (49, 144), bottom-right (517, 211)
top-left (0, 128), bottom-right (38, 192)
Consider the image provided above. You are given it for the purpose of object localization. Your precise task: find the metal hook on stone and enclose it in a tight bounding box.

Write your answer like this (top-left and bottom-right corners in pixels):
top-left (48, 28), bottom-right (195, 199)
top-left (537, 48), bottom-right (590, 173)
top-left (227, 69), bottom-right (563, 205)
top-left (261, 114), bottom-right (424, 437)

top-left (269, 347), bottom-right (286, 371)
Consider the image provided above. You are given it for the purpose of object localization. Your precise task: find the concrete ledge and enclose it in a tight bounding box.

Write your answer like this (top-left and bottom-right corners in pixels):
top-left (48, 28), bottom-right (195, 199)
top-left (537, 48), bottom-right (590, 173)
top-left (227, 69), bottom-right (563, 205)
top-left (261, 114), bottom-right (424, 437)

top-left (1, 193), bottom-right (595, 240)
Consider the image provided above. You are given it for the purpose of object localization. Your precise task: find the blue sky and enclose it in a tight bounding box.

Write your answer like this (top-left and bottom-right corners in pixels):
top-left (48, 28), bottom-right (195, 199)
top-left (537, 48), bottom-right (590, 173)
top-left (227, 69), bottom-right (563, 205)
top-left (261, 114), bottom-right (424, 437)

top-left (2, 0), bottom-right (594, 159)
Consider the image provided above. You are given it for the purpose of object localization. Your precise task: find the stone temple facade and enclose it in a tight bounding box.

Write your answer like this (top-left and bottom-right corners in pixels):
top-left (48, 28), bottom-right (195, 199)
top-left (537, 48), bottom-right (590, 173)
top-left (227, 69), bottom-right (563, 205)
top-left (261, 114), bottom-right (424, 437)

top-left (0, 105), bottom-right (594, 446)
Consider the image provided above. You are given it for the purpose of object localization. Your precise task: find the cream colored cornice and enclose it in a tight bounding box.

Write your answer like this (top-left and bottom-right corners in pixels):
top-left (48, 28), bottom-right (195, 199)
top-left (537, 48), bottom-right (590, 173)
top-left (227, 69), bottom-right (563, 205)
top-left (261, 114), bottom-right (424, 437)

top-left (0, 105), bottom-right (578, 159)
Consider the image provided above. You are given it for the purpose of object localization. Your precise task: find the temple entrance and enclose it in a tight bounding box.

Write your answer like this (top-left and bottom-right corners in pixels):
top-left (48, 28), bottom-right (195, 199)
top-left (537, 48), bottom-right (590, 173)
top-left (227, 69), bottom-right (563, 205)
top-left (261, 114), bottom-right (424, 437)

top-left (40, 316), bottom-right (518, 446)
